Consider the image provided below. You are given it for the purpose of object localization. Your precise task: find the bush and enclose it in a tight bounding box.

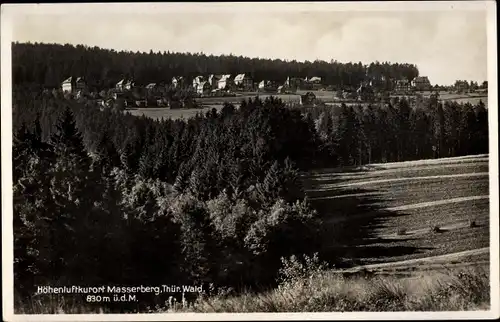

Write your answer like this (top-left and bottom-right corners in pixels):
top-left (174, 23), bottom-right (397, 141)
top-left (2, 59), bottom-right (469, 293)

top-left (469, 220), bottom-right (478, 228)
top-left (431, 225), bottom-right (442, 233)
top-left (277, 253), bottom-right (329, 286)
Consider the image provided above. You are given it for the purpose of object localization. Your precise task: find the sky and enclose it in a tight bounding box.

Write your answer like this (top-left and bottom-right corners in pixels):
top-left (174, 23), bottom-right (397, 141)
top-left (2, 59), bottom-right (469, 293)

top-left (8, 2), bottom-right (490, 86)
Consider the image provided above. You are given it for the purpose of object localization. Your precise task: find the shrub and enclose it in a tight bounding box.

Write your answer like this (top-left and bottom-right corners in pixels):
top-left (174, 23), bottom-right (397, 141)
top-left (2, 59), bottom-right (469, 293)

top-left (277, 253), bottom-right (329, 286)
top-left (469, 219), bottom-right (478, 228)
top-left (431, 225), bottom-right (442, 233)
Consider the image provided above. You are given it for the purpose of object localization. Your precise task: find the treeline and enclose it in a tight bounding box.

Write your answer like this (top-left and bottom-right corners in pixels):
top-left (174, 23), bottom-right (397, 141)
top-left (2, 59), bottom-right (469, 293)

top-left (311, 98), bottom-right (489, 165)
top-left (12, 42), bottom-right (419, 90)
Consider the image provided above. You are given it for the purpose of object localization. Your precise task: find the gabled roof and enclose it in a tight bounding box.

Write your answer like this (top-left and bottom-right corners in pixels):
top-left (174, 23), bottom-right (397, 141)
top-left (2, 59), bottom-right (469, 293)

top-left (62, 77), bottom-right (73, 84)
top-left (219, 74), bottom-right (232, 81)
top-left (209, 74), bottom-right (222, 81)
top-left (116, 79), bottom-right (125, 86)
top-left (308, 76), bottom-right (322, 82)
top-left (234, 74), bottom-right (247, 82)
top-left (146, 83), bottom-right (156, 88)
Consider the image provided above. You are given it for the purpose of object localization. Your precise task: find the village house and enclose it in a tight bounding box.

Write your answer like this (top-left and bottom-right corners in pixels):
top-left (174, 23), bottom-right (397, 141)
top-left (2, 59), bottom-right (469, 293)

top-left (171, 76), bottom-right (184, 89)
top-left (218, 74), bottom-right (233, 90)
top-left (277, 85), bottom-right (286, 94)
top-left (196, 81), bottom-right (211, 96)
top-left (307, 76), bottom-right (322, 84)
top-left (356, 82), bottom-right (375, 102)
top-left (258, 80), bottom-right (278, 92)
top-left (234, 73), bottom-right (253, 91)
top-left (285, 77), bottom-right (303, 91)
top-left (454, 80), bottom-right (469, 93)
top-left (192, 75), bottom-right (205, 89)
top-left (411, 76), bottom-right (432, 91)
top-left (394, 79), bottom-right (411, 93)
top-left (146, 83), bottom-right (156, 91)
top-left (208, 74), bottom-right (222, 89)
top-left (258, 80), bottom-right (268, 90)
top-left (61, 77), bottom-right (86, 93)
top-left (116, 79), bottom-right (135, 91)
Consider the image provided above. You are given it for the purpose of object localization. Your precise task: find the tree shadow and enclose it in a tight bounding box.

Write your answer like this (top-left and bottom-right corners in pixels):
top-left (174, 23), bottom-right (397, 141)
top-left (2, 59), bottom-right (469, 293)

top-left (304, 172), bottom-right (436, 268)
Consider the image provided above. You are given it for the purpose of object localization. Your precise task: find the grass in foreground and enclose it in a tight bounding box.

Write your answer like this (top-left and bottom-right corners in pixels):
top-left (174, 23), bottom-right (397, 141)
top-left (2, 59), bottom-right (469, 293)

top-left (180, 266), bottom-right (490, 312)
top-left (15, 266), bottom-right (490, 313)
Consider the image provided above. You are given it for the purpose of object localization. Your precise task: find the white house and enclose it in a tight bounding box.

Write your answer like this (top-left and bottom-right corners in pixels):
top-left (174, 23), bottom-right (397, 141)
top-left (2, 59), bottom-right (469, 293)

top-left (218, 74), bottom-right (233, 90)
top-left (197, 81), bottom-right (211, 96)
top-left (193, 76), bottom-right (205, 88)
top-left (208, 74), bottom-right (222, 89)
top-left (234, 73), bottom-right (253, 90)
top-left (307, 76), bottom-right (322, 84)
top-left (172, 76), bottom-right (184, 88)
top-left (146, 83), bottom-right (156, 91)
top-left (61, 77), bottom-right (86, 93)
top-left (116, 79), bottom-right (135, 91)
top-left (61, 77), bottom-right (73, 93)
top-left (258, 80), bottom-right (268, 90)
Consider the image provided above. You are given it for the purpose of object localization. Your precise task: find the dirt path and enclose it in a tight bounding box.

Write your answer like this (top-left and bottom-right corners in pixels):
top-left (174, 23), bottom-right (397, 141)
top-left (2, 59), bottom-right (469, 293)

top-left (307, 154), bottom-right (488, 178)
top-left (386, 195), bottom-right (489, 212)
top-left (308, 160), bottom-right (488, 180)
top-left (318, 172), bottom-right (489, 189)
top-left (335, 247), bottom-right (490, 273)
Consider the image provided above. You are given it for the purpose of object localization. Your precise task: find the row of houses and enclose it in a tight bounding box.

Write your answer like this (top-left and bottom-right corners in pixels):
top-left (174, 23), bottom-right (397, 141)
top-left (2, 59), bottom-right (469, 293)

top-left (61, 74), bottom-right (433, 101)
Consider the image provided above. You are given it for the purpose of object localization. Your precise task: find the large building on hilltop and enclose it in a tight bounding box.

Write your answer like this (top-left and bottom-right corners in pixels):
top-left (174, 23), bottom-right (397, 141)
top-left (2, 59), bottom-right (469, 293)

top-left (411, 76), bottom-right (432, 91)
top-left (61, 77), bottom-right (86, 93)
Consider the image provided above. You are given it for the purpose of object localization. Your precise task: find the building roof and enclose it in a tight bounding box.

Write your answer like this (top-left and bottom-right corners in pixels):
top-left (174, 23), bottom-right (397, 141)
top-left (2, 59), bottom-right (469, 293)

top-left (219, 74), bottom-right (232, 81)
top-left (146, 83), bottom-right (156, 88)
top-left (308, 76), bottom-right (322, 82)
top-left (234, 74), bottom-right (247, 82)
top-left (62, 76), bottom-right (84, 84)
top-left (116, 79), bottom-right (125, 86)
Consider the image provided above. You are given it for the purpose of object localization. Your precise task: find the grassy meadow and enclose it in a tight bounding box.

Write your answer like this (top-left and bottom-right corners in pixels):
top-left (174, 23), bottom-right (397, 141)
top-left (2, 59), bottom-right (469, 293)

top-left (124, 90), bottom-right (488, 121)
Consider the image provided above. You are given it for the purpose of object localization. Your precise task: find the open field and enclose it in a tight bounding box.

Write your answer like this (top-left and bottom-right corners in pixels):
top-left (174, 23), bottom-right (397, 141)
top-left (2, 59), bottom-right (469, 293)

top-left (125, 89), bottom-right (488, 121)
top-left (302, 154), bottom-right (490, 267)
top-left (125, 106), bottom-right (225, 120)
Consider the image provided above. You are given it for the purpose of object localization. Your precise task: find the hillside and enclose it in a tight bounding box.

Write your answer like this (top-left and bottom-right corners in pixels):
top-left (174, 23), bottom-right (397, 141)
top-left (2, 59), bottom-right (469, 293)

top-left (303, 154), bottom-right (489, 267)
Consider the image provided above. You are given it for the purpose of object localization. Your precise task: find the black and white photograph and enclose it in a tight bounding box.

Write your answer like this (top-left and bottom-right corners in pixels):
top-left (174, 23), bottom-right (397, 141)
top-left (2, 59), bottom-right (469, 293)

top-left (1, 1), bottom-right (498, 320)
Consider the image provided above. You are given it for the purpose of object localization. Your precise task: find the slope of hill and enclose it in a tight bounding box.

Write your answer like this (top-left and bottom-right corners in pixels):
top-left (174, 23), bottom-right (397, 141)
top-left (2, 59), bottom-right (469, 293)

top-left (303, 154), bottom-right (490, 267)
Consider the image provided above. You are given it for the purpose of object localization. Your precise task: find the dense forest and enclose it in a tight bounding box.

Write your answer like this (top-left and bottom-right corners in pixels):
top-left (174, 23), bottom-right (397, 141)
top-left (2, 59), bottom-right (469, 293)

top-left (12, 42), bottom-right (419, 91)
top-left (11, 43), bottom-right (488, 312)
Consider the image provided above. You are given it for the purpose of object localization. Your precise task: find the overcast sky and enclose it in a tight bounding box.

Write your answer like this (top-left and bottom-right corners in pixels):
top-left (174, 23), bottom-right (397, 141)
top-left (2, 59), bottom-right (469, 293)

top-left (9, 3), bottom-right (490, 85)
